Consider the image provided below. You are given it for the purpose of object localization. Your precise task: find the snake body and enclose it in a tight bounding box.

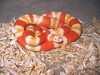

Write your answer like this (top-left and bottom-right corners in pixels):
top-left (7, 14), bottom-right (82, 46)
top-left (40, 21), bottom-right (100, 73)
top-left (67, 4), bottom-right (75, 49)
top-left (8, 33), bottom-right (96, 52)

top-left (14, 12), bottom-right (81, 51)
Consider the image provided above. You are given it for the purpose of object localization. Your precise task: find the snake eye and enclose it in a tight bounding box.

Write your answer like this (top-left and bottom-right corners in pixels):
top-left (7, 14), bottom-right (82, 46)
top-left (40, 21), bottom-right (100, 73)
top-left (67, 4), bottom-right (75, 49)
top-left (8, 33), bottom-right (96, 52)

top-left (54, 36), bottom-right (63, 43)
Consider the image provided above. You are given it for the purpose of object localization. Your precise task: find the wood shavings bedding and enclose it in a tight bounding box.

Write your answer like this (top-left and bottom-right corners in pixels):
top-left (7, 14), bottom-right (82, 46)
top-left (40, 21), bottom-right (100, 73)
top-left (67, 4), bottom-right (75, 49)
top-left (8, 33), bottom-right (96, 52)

top-left (0, 18), bottom-right (100, 75)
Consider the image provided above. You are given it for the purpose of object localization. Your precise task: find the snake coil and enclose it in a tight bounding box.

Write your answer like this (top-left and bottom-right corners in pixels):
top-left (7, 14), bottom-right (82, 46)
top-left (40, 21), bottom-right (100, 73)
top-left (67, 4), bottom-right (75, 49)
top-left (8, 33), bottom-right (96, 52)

top-left (14, 12), bottom-right (81, 51)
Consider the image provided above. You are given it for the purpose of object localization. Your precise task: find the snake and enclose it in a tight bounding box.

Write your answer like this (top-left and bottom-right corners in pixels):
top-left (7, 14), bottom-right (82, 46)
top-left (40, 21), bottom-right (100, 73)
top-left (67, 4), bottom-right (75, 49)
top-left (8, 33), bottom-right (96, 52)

top-left (14, 11), bottom-right (81, 51)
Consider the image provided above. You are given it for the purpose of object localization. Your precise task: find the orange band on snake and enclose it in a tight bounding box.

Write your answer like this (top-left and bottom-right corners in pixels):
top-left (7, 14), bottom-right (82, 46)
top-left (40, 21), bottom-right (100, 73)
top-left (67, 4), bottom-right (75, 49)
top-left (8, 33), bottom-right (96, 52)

top-left (14, 12), bottom-right (81, 51)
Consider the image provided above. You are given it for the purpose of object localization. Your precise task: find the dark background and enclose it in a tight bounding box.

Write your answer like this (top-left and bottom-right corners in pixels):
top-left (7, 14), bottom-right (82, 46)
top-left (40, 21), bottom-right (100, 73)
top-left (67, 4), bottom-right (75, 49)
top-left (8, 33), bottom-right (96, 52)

top-left (0, 0), bottom-right (100, 23)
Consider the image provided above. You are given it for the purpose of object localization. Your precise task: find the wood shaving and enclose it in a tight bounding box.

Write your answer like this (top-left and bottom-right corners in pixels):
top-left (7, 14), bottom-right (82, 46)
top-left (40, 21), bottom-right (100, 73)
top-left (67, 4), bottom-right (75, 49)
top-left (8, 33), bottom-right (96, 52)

top-left (92, 17), bottom-right (100, 35)
top-left (0, 18), bottom-right (100, 75)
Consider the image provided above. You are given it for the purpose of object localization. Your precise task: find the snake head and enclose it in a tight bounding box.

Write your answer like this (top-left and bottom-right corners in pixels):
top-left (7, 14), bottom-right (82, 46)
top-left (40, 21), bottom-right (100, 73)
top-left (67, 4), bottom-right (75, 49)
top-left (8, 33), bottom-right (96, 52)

top-left (54, 36), bottom-right (63, 43)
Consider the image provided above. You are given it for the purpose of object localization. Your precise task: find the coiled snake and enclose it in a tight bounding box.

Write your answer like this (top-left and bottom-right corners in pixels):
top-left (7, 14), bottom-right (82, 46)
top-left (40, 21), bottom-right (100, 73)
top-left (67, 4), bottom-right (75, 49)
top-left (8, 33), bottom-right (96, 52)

top-left (14, 12), bottom-right (81, 51)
